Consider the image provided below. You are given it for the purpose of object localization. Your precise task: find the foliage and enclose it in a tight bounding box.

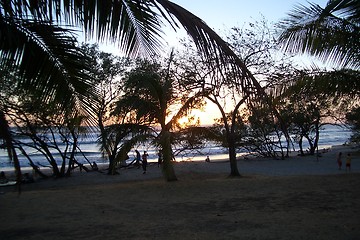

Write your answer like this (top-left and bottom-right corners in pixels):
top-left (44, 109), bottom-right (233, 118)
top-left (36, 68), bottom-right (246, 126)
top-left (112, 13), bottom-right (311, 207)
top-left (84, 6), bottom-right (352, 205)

top-left (2, 99), bottom-right (89, 178)
top-left (172, 125), bottom-right (222, 157)
top-left (112, 57), bottom-right (205, 180)
top-left (278, 0), bottom-right (360, 69)
top-left (346, 106), bottom-right (360, 143)
top-left (228, 17), bottom-right (297, 83)
top-left (276, 0), bottom-right (360, 153)
top-left (79, 44), bottom-right (138, 174)
top-left (1, 1), bottom-right (97, 179)
top-left (0, 14), bottom-right (97, 116)
top-left (277, 69), bottom-right (359, 155)
top-left (244, 103), bottom-right (289, 159)
top-left (99, 123), bottom-right (153, 175)
top-left (173, 19), bottom-right (299, 173)
top-left (1, 0), bottom-right (269, 180)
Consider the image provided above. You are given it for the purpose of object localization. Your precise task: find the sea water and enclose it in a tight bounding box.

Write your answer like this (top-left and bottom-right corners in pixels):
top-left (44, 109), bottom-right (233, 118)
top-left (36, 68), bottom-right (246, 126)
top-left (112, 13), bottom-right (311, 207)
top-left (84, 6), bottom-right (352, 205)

top-left (0, 125), bottom-right (353, 171)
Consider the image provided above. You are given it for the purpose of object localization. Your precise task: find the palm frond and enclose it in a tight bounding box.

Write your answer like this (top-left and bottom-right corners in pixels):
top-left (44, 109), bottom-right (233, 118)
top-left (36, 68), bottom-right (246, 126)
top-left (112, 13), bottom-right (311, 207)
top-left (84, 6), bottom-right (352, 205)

top-left (0, 17), bottom-right (98, 117)
top-left (1, 0), bottom-right (165, 57)
top-left (166, 91), bottom-right (204, 129)
top-left (278, 0), bottom-right (360, 68)
top-left (323, 0), bottom-right (360, 21)
top-left (2, 0), bottom-right (265, 93)
top-left (152, 0), bottom-right (265, 97)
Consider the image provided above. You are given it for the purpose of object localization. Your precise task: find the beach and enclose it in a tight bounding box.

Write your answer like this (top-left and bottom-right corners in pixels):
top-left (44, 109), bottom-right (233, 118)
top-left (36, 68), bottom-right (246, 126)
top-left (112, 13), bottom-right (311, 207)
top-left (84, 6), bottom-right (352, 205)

top-left (1, 145), bottom-right (359, 239)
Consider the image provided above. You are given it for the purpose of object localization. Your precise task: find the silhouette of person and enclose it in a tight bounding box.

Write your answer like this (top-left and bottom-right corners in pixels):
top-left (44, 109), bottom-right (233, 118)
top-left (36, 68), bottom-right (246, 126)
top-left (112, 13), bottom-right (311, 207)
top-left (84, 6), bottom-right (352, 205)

top-left (22, 173), bottom-right (34, 183)
top-left (142, 151), bottom-right (149, 174)
top-left (0, 171), bottom-right (8, 184)
top-left (92, 161), bottom-right (98, 171)
top-left (337, 152), bottom-right (342, 170)
top-left (346, 153), bottom-right (351, 172)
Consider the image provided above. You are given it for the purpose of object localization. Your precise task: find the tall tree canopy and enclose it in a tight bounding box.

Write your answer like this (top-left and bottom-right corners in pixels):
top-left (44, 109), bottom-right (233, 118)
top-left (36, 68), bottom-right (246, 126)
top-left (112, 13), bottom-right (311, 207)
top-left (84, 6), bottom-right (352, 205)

top-left (1, 0), bottom-right (264, 93)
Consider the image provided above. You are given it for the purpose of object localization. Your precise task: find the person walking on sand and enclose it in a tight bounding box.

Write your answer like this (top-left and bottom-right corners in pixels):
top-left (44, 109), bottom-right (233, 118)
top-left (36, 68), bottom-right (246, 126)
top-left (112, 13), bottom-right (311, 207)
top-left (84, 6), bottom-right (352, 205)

top-left (142, 151), bottom-right (149, 174)
top-left (346, 153), bottom-right (352, 172)
top-left (337, 152), bottom-right (343, 170)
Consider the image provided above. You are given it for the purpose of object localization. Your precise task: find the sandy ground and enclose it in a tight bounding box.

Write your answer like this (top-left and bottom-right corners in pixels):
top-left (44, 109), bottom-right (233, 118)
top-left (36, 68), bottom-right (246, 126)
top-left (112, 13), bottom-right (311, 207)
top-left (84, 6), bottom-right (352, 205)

top-left (1, 145), bottom-right (359, 240)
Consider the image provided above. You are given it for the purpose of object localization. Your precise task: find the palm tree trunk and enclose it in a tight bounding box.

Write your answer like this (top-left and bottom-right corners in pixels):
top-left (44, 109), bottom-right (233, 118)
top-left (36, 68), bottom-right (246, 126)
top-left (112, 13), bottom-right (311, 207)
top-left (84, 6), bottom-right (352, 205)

top-left (160, 131), bottom-right (177, 181)
top-left (0, 111), bottom-right (22, 183)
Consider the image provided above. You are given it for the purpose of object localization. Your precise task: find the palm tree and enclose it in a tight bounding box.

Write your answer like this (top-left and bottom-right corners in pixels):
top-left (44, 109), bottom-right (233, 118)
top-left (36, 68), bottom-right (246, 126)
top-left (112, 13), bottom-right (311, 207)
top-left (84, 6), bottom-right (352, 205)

top-left (1, 0), bottom-right (266, 179)
top-left (278, 0), bottom-right (360, 69)
top-left (113, 58), bottom-right (203, 181)
top-left (99, 123), bottom-right (153, 175)
top-left (1, 3), bottom-right (98, 181)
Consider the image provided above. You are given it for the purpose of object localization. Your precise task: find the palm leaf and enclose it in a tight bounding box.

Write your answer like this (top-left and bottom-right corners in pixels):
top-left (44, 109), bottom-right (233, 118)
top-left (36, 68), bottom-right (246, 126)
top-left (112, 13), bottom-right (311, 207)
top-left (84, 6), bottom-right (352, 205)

top-left (1, 0), bottom-right (165, 57)
top-left (2, 0), bottom-right (264, 90)
top-left (0, 17), bottom-right (98, 117)
top-left (278, 0), bottom-right (360, 68)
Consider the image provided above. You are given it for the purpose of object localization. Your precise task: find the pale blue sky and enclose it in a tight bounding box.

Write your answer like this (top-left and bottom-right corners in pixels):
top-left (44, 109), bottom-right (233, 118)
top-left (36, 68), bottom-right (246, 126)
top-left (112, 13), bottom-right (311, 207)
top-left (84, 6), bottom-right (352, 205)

top-left (172, 0), bottom-right (329, 28)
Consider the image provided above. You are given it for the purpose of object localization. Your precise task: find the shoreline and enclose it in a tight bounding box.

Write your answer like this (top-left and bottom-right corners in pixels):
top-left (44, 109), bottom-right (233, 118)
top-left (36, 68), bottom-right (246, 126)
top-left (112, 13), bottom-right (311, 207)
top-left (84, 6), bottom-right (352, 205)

top-left (0, 142), bottom-right (360, 178)
top-left (0, 143), bottom-right (358, 189)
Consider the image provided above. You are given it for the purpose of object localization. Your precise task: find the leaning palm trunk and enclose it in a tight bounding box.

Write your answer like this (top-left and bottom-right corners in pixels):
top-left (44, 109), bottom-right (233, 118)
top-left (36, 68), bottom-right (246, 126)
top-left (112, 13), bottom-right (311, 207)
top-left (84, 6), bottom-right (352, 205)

top-left (0, 111), bottom-right (22, 184)
top-left (160, 131), bottom-right (177, 181)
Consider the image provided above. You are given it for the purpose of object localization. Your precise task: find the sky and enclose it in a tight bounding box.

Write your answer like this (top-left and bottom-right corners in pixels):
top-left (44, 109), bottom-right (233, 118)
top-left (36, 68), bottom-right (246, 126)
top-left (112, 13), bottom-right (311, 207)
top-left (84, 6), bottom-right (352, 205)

top-left (162, 0), bottom-right (329, 47)
top-left (169, 0), bottom-right (329, 27)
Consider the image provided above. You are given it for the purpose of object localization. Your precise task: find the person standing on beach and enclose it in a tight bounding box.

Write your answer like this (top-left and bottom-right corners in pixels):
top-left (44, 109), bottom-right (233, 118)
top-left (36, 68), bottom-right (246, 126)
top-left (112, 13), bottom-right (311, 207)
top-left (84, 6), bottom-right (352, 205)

top-left (142, 151), bottom-right (149, 174)
top-left (346, 153), bottom-right (351, 172)
top-left (0, 171), bottom-right (8, 184)
top-left (337, 152), bottom-right (342, 170)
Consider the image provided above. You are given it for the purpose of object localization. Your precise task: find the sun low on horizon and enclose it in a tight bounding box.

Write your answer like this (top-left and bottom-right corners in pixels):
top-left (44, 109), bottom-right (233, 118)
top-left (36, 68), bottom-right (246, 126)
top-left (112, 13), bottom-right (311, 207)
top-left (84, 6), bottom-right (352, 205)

top-left (177, 108), bottom-right (220, 127)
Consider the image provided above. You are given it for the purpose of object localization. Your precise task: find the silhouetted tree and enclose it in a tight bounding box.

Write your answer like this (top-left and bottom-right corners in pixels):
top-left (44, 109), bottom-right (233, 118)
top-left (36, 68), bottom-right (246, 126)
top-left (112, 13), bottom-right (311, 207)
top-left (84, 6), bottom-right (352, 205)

top-left (113, 57), bottom-right (204, 181)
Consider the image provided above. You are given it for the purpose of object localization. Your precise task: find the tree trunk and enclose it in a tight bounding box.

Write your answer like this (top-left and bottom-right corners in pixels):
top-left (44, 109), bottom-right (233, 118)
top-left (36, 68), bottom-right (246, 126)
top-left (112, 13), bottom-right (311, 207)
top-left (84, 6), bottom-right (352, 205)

top-left (228, 138), bottom-right (241, 177)
top-left (305, 135), bottom-right (315, 155)
top-left (160, 131), bottom-right (177, 181)
top-left (108, 156), bottom-right (118, 175)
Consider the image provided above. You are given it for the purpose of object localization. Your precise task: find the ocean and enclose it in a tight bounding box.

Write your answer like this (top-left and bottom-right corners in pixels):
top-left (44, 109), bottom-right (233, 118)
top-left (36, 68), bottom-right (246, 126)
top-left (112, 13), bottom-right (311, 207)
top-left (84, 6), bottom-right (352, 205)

top-left (0, 125), bottom-right (352, 171)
